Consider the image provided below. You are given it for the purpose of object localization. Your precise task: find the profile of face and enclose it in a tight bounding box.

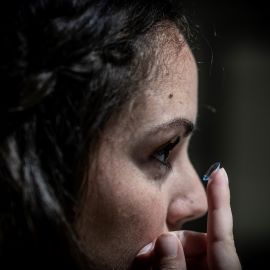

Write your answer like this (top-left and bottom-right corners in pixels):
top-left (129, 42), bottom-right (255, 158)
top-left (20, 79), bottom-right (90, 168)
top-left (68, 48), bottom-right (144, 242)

top-left (75, 25), bottom-right (208, 270)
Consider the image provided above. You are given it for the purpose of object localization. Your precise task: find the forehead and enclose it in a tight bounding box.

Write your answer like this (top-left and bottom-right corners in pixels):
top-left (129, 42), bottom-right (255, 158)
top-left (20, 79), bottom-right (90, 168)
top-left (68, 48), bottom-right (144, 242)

top-left (142, 42), bottom-right (198, 121)
top-left (124, 41), bottom-right (198, 134)
top-left (105, 25), bottom-right (198, 139)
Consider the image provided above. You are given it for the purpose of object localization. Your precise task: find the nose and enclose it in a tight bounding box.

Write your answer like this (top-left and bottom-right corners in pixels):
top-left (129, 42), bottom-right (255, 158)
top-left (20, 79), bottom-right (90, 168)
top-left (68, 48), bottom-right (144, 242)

top-left (166, 158), bottom-right (208, 230)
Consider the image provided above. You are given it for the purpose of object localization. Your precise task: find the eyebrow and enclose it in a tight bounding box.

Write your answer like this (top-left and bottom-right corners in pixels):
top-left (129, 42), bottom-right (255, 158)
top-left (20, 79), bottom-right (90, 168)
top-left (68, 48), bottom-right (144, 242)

top-left (144, 118), bottom-right (195, 137)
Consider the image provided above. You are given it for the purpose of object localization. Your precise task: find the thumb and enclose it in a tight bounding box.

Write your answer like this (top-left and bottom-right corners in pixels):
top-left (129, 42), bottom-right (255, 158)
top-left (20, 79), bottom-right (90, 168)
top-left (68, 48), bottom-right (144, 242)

top-left (153, 233), bottom-right (186, 270)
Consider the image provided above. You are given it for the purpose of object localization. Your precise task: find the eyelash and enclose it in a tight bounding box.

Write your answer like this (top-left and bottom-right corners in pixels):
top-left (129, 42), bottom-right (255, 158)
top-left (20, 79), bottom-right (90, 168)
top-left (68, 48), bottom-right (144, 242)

top-left (152, 136), bottom-right (180, 170)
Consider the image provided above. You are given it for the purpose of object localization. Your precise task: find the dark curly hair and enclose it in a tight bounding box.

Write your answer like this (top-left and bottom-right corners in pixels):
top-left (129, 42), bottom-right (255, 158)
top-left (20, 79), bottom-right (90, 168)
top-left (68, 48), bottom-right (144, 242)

top-left (0, 0), bottom-right (190, 269)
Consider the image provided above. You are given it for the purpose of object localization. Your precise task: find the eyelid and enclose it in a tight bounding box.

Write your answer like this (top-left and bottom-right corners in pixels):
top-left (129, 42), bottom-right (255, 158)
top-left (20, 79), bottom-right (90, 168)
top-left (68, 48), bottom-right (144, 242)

top-left (152, 135), bottom-right (181, 167)
top-left (155, 136), bottom-right (181, 153)
top-left (148, 135), bottom-right (181, 179)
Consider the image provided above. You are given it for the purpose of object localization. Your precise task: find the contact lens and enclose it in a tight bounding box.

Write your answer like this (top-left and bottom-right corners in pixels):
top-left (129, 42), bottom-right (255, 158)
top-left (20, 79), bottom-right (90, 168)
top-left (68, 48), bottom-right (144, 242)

top-left (202, 162), bottom-right (221, 181)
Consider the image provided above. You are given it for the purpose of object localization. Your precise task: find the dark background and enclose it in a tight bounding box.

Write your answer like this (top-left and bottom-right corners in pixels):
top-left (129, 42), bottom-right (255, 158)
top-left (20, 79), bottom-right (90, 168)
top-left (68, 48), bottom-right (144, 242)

top-left (182, 2), bottom-right (270, 269)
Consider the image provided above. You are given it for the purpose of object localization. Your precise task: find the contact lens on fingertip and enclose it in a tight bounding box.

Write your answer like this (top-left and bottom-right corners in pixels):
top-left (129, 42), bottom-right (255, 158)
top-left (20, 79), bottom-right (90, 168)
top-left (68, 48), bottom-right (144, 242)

top-left (202, 162), bottom-right (221, 182)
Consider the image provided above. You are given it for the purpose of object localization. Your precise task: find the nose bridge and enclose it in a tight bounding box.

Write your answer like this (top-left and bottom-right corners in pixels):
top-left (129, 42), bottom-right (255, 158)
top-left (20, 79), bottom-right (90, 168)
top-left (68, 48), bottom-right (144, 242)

top-left (166, 158), bottom-right (208, 229)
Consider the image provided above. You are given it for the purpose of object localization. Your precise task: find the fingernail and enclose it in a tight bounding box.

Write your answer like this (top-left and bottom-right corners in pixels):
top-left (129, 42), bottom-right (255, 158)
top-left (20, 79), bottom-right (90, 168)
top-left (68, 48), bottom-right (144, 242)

top-left (137, 241), bottom-right (154, 255)
top-left (155, 234), bottom-right (179, 258)
top-left (202, 162), bottom-right (221, 182)
top-left (220, 167), bottom-right (229, 184)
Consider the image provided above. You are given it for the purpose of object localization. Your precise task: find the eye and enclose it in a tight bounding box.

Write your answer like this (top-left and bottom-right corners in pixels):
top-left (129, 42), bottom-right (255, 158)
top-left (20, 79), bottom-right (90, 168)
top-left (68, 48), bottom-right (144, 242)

top-left (152, 136), bottom-right (180, 169)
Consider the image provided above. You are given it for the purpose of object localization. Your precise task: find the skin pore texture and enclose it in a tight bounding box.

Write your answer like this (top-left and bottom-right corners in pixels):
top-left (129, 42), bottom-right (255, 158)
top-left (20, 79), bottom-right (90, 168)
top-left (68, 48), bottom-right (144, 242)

top-left (75, 24), bottom-right (208, 270)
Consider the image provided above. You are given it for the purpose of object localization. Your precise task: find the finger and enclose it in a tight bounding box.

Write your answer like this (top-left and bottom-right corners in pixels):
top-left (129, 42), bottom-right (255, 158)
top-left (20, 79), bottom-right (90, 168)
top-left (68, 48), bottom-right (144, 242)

top-left (175, 230), bottom-right (208, 270)
top-left (207, 167), bottom-right (241, 270)
top-left (133, 241), bottom-right (155, 270)
top-left (174, 230), bottom-right (207, 258)
top-left (153, 233), bottom-right (186, 270)
top-left (207, 167), bottom-right (233, 244)
top-left (135, 231), bottom-right (207, 263)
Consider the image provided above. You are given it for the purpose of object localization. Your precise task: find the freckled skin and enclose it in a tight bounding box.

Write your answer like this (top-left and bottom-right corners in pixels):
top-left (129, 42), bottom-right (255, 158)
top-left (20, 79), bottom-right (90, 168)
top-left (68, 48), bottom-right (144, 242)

top-left (75, 25), bottom-right (207, 270)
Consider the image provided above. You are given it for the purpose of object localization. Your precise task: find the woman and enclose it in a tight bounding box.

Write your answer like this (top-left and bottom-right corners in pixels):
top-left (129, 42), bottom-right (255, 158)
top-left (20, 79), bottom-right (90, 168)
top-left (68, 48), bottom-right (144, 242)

top-left (0, 0), bottom-right (241, 269)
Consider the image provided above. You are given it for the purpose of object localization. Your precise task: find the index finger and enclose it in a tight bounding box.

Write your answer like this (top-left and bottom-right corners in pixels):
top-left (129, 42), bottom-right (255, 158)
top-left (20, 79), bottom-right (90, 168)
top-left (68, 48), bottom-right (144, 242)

top-left (206, 167), bottom-right (244, 270)
top-left (207, 167), bottom-right (233, 244)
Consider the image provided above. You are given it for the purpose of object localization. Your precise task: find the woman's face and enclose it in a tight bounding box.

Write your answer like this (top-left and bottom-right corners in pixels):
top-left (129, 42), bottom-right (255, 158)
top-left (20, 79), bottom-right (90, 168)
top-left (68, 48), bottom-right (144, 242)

top-left (76, 26), bottom-right (208, 270)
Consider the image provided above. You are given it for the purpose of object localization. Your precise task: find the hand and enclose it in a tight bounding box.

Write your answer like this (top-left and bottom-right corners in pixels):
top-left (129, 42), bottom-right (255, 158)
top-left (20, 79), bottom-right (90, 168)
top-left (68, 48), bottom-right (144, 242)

top-left (133, 167), bottom-right (242, 270)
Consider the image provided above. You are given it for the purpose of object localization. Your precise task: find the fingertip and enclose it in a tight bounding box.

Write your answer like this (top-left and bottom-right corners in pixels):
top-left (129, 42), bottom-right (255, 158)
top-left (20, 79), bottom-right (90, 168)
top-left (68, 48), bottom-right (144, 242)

top-left (207, 166), bottom-right (231, 213)
top-left (207, 167), bottom-right (229, 188)
top-left (155, 233), bottom-right (180, 258)
top-left (153, 233), bottom-right (187, 270)
top-left (221, 167), bottom-right (229, 183)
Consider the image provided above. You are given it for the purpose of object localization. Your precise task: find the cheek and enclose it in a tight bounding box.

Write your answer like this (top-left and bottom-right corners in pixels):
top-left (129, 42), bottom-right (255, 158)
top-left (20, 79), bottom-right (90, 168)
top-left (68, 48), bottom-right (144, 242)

top-left (76, 157), bottom-right (167, 266)
top-left (95, 163), bottom-right (166, 244)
